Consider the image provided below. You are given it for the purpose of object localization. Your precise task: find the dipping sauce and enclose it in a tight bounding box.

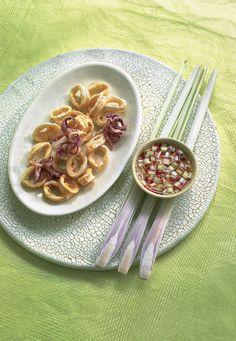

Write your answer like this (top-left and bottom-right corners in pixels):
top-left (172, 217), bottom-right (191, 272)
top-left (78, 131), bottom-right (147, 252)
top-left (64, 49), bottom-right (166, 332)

top-left (136, 142), bottom-right (193, 195)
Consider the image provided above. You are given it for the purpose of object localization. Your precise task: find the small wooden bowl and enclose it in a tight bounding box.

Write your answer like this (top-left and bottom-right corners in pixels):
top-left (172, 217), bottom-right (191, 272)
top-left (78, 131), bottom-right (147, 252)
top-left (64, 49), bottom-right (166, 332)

top-left (132, 137), bottom-right (198, 199)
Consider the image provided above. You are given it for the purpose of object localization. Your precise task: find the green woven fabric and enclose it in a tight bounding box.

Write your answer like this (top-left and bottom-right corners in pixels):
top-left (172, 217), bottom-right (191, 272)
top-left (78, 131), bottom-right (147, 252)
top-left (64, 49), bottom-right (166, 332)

top-left (0, 1), bottom-right (235, 340)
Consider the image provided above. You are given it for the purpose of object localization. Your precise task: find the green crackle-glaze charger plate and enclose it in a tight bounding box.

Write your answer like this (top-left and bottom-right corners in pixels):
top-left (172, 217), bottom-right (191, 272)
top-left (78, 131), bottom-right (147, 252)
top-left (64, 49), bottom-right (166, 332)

top-left (0, 49), bottom-right (220, 270)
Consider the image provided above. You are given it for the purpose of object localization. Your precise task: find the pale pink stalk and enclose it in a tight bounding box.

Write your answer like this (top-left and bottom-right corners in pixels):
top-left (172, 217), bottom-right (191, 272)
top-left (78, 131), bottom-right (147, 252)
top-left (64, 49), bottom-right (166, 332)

top-left (118, 195), bottom-right (156, 274)
top-left (140, 199), bottom-right (175, 279)
top-left (95, 185), bottom-right (143, 267)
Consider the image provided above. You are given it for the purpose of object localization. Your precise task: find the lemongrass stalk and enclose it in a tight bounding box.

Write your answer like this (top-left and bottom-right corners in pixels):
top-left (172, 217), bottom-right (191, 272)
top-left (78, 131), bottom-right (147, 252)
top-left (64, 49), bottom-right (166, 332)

top-left (95, 185), bottom-right (143, 267)
top-left (118, 68), bottom-right (204, 274)
top-left (118, 195), bottom-right (156, 274)
top-left (139, 71), bottom-right (218, 279)
top-left (168, 67), bottom-right (203, 138)
top-left (140, 199), bottom-right (174, 279)
top-left (160, 66), bottom-right (200, 137)
top-left (95, 62), bottom-right (186, 268)
top-left (186, 70), bottom-right (218, 148)
top-left (174, 68), bottom-right (206, 140)
top-left (150, 60), bottom-right (187, 139)
top-left (172, 68), bottom-right (205, 140)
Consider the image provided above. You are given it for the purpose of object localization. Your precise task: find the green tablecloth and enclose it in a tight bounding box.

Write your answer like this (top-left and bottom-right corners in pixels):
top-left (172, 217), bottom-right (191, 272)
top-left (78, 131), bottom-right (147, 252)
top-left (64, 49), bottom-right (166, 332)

top-left (0, 1), bottom-right (235, 340)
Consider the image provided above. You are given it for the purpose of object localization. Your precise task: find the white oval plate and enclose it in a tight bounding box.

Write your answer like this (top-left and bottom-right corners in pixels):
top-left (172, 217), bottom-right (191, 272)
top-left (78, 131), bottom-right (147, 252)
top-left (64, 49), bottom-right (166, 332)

top-left (8, 63), bottom-right (141, 216)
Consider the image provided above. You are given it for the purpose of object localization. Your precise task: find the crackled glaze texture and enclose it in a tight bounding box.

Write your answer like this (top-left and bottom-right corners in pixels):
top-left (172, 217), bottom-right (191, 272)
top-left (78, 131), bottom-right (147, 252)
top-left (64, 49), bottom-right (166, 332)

top-left (0, 49), bottom-right (220, 269)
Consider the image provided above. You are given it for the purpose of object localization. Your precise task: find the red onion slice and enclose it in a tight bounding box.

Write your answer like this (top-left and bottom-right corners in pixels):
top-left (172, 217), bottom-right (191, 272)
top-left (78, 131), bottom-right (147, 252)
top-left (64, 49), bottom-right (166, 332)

top-left (103, 114), bottom-right (126, 149)
top-left (31, 157), bottom-right (61, 183)
top-left (53, 121), bottom-right (81, 158)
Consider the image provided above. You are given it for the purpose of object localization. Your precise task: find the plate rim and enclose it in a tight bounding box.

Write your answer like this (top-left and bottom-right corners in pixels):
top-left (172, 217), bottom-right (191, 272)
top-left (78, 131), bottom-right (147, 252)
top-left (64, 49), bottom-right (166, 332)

top-left (8, 61), bottom-right (142, 216)
top-left (1, 48), bottom-right (220, 270)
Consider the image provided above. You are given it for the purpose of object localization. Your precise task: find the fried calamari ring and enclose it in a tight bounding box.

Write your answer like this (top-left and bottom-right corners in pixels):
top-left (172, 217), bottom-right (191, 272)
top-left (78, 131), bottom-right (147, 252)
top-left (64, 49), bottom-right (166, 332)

top-left (88, 82), bottom-right (109, 97)
top-left (90, 95), bottom-right (107, 117)
top-left (81, 118), bottom-right (94, 143)
top-left (59, 174), bottom-right (80, 194)
top-left (92, 111), bottom-right (108, 127)
top-left (90, 96), bottom-right (127, 127)
top-left (88, 96), bottom-right (111, 127)
top-left (88, 145), bottom-right (109, 172)
top-left (74, 114), bottom-right (88, 130)
top-left (63, 113), bottom-right (92, 139)
top-left (67, 110), bottom-right (85, 120)
top-left (53, 156), bottom-right (68, 172)
top-left (21, 166), bottom-right (47, 189)
top-left (50, 105), bottom-right (72, 124)
top-left (28, 142), bottom-right (52, 162)
top-left (66, 153), bottom-right (87, 178)
top-left (43, 180), bottom-right (67, 202)
top-left (87, 94), bottom-right (101, 116)
top-left (86, 134), bottom-right (106, 153)
top-left (103, 96), bottom-right (127, 113)
top-left (33, 123), bottom-right (62, 142)
top-left (74, 113), bottom-right (93, 136)
top-left (69, 84), bottom-right (90, 111)
top-left (77, 168), bottom-right (95, 186)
